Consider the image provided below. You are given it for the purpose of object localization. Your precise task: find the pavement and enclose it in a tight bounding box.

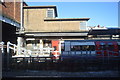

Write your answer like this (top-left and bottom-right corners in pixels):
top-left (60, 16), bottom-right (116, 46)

top-left (2, 70), bottom-right (120, 78)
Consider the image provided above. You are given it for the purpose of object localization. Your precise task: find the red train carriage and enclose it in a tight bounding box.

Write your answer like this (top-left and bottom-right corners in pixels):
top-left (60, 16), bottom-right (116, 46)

top-left (95, 41), bottom-right (119, 57)
top-left (60, 40), bottom-right (120, 63)
top-left (118, 42), bottom-right (120, 55)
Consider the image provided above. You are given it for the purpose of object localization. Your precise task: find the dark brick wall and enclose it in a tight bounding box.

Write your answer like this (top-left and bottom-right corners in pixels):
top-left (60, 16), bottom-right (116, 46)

top-left (1, 1), bottom-right (27, 23)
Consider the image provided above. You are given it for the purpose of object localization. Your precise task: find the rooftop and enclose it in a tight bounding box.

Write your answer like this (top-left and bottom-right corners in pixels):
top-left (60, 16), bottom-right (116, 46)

top-left (23, 5), bottom-right (58, 17)
top-left (44, 18), bottom-right (90, 21)
top-left (88, 28), bottom-right (120, 35)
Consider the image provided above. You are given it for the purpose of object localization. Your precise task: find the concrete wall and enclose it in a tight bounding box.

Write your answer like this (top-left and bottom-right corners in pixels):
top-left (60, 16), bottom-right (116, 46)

top-left (24, 8), bottom-right (47, 31)
top-left (44, 21), bottom-right (82, 32)
top-left (23, 8), bottom-right (88, 32)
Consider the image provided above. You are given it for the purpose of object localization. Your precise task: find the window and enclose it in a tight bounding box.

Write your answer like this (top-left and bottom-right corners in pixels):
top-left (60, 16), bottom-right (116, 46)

top-left (47, 9), bottom-right (54, 18)
top-left (80, 22), bottom-right (87, 30)
top-left (71, 45), bottom-right (81, 51)
top-left (118, 45), bottom-right (120, 50)
top-left (82, 45), bottom-right (89, 51)
top-left (89, 45), bottom-right (95, 51)
top-left (71, 45), bottom-right (95, 51)
top-left (100, 45), bottom-right (106, 50)
top-left (108, 45), bottom-right (114, 51)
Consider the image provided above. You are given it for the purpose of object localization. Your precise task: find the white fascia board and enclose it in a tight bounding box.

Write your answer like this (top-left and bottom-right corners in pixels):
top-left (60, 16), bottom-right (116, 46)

top-left (0, 15), bottom-right (20, 28)
top-left (33, 33), bottom-right (88, 36)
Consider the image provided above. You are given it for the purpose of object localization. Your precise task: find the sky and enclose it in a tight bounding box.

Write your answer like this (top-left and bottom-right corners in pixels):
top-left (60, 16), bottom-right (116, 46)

top-left (26, 2), bottom-right (118, 27)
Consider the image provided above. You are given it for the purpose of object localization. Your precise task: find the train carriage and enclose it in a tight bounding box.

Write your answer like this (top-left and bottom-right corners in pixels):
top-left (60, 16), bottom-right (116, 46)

top-left (118, 42), bottom-right (120, 55)
top-left (59, 40), bottom-right (120, 63)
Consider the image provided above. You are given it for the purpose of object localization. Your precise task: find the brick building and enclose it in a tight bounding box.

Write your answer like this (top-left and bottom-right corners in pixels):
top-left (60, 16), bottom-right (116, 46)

top-left (0, 0), bottom-right (27, 44)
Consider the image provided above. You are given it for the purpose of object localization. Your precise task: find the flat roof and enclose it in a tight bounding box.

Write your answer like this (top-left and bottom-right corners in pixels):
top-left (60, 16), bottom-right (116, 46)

top-left (88, 28), bottom-right (120, 35)
top-left (44, 18), bottom-right (90, 21)
top-left (23, 6), bottom-right (58, 17)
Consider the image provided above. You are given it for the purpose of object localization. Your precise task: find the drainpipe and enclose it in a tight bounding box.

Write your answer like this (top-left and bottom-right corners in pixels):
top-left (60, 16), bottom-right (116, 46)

top-left (17, 0), bottom-right (23, 55)
top-left (20, 0), bottom-right (24, 31)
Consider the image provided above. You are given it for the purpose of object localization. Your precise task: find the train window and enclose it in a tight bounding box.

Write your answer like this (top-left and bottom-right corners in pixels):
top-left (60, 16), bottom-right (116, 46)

top-left (61, 43), bottom-right (65, 51)
top-left (108, 45), bottom-right (114, 51)
top-left (100, 45), bottom-right (106, 50)
top-left (71, 45), bottom-right (81, 51)
top-left (100, 42), bottom-right (105, 45)
top-left (89, 45), bottom-right (95, 51)
top-left (81, 46), bottom-right (89, 51)
top-left (118, 45), bottom-right (120, 50)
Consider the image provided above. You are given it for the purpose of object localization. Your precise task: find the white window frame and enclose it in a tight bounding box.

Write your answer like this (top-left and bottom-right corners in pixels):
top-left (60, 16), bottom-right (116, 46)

top-left (46, 8), bottom-right (55, 18)
top-left (80, 21), bottom-right (88, 30)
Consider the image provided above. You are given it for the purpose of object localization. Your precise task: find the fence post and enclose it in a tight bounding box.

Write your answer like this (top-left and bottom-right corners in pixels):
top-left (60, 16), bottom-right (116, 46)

top-left (1, 41), bottom-right (4, 53)
top-left (7, 41), bottom-right (10, 70)
top-left (7, 41), bottom-right (10, 53)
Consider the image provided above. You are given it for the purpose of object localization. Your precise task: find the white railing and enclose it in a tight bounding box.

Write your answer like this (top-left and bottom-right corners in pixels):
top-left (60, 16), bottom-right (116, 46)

top-left (7, 41), bottom-right (32, 56)
top-left (0, 41), bottom-right (4, 53)
top-left (6, 41), bottom-right (61, 58)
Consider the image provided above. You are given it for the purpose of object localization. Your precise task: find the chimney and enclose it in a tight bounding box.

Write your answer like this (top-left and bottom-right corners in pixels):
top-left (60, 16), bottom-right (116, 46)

top-left (97, 25), bottom-right (100, 28)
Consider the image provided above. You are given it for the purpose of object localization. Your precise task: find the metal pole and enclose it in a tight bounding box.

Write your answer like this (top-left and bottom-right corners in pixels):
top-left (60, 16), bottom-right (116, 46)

top-left (20, 0), bottom-right (24, 31)
top-left (7, 41), bottom-right (10, 70)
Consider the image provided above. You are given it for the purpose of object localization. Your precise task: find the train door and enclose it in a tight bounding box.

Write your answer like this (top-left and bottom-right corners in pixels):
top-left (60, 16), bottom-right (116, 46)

top-left (87, 42), bottom-right (96, 57)
top-left (51, 40), bottom-right (60, 60)
top-left (64, 41), bottom-right (70, 55)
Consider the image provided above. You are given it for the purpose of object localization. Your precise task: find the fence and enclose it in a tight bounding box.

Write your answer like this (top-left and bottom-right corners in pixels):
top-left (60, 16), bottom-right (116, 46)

top-left (3, 41), bottom-right (61, 58)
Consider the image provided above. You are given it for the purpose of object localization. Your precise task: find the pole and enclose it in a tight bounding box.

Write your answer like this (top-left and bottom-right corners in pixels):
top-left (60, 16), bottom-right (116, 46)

top-left (20, 0), bottom-right (24, 31)
top-left (7, 41), bottom-right (10, 70)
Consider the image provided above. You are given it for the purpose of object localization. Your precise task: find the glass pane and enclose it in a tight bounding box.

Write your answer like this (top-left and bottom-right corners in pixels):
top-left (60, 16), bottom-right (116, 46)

top-left (71, 45), bottom-right (81, 51)
top-left (108, 45), bottom-right (114, 51)
top-left (89, 45), bottom-right (95, 51)
top-left (47, 10), bottom-right (53, 18)
top-left (80, 22), bottom-right (87, 30)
